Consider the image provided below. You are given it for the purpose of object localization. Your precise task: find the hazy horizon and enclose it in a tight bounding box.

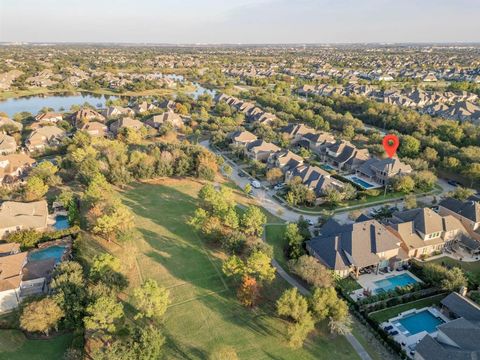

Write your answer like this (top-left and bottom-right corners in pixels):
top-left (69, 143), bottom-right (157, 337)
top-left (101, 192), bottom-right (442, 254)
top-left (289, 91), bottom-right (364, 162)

top-left (1, 0), bottom-right (479, 44)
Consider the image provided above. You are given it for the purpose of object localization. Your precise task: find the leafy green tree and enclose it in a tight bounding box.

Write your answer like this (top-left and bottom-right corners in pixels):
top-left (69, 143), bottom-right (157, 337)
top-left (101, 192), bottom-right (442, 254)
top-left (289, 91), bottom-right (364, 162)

top-left (399, 135), bottom-right (420, 157)
top-left (449, 187), bottom-right (475, 201)
top-left (284, 223), bottom-right (304, 260)
top-left (392, 175), bottom-right (415, 193)
top-left (285, 312), bottom-right (315, 349)
top-left (84, 296), bottom-right (124, 333)
top-left (309, 287), bottom-right (339, 321)
top-left (413, 170), bottom-right (437, 191)
top-left (30, 161), bottom-right (61, 186)
top-left (266, 167), bottom-right (283, 185)
top-left (289, 255), bottom-right (333, 288)
top-left (441, 267), bottom-right (467, 292)
top-left (244, 251), bottom-right (276, 282)
top-left (5, 229), bottom-right (42, 250)
top-left (244, 183), bottom-right (252, 194)
top-left (20, 297), bottom-right (64, 335)
top-left (241, 206), bottom-right (266, 236)
top-left (276, 288), bottom-right (309, 322)
top-left (133, 279), bottom-right (170, 320)
top-left (23, 176), bottom-right (48, 201)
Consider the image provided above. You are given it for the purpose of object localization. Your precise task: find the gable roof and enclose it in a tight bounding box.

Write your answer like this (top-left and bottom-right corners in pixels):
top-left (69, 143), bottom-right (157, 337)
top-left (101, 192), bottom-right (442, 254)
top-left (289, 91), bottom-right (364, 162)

top-left (441, 292), bottom-right (480, 324)
top-left (439, 197), bottom-right (480, 223)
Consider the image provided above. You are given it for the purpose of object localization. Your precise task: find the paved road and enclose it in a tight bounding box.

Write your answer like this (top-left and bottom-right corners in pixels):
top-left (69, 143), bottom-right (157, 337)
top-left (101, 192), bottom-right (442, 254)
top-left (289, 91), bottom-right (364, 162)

top-left (202, 140), bottom-right (456, 226)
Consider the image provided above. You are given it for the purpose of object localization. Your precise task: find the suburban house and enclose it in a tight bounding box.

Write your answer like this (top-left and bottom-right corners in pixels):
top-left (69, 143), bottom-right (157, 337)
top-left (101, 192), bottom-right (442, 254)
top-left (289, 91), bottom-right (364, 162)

top-left (146, 111), bottom-right (183, 129)
top-left (439, 197), bottom-right (480, 243)
top-left (306, 218), bottom-right (403, 278)
top-left (298, 132), bottom-right (336, 153)
top-left (133, 101), bottom-right (157, 114)
top-left (0, 117), bottom-right (23, 132)
top-left (0, 133), bottom-right (17, 155)
top-left (281, 123), bottom-right (316, 143)
top-left (245, 140), bottom-right (281, 162)
top-left (228, 130), bottom-right (258, 147)
top-left (415, 292), bottom-right (480, 360)
top-left (388, 208), bottom-right (466, 258)
top-left (268, 150), bottom-right (304, 172)
top-left (34, 112), bottom-right (63, 123)
top-left (355, 157), bottom-right (413, 185)
top-left (0, 200), bottom-right (49, 239)
top-left (285, 164), bottom-right (345, 200)
top-left (0, 251), bottom-right (27, 312)
top-left (102, 106), bottom-right (134, 119)
top-left (109, 117), bottom-right (144, 134)
top-left (0, 153), bottom-right (36, 184)
top-left (70, 108), bottom-right (106, 127)
top-left (80, 121), bottom-right (108, 138)
top-left (26, 126), bottom-right (66, 151)
top-left (319, 140), bottom-right (370, 171)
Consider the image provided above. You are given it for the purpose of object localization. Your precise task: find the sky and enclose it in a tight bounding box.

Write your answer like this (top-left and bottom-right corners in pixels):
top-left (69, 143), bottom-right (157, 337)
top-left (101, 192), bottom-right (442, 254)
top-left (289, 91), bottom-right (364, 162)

top-left (0, 0), bottom-right (479, 44)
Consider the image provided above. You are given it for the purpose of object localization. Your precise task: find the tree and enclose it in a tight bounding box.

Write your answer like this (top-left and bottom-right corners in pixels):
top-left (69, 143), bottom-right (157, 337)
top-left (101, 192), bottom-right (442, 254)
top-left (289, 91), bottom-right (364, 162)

top-left (133, 279), bottom-right (170, 320)
top-left (20, 297), bottom-right (64, 335)
top-left (266, 167), bottom-right (283, 185)
top-left (328, 315), bottom-right (353, 336)
top-left (324, 188), bottom-right (344, 206)
top-left (84, 296), bottom-right (124, 333)
top-left (209, 346), bottom-right (239, 360)
top-left (441, 267), bottom-right (467, 292)
top-left (90, 253), bottom-right (121, 278)
top-left (289, 255), bottom-right (333, 288)
top-left (404, 194), bottom-right (417, 210)
top-left (241, 206), bottom-right (266, 237)
top-left (463, 163), bottom-right (480, 187)
top-left (244, 251), bottom-right (276, 282)
top-left (23, 176), bottom-right (48, 201)
top-left (414, 170), bottom-right (437, 191)
top-left (222, 255), bottom-right (245, 278)
top-left (130, 325), bottom-right (165, 360)
top-left (392, 175), bottom-right (415, 193)
top-left (399, 135), bottom-right (420, 157)
top-left (423, 147), bottom-right (438, 165)
top-left (449, 187), bottom-right (475, 201)
top-left (30, 161), bottom-right (61, 186)
top-left (5, 229), bottom-right (42, 250)
top-left (284, 223), bottom-right (304, 260)
top-left (309, 287), bottom-right (339, 321)
top-left (285, 312), bottom-right (315, 349)
top-left (277, 288), bottom-right (309, 322)
top-left (237, 275), bottom-right (260, 307)
top-left (244, 183), bottom-right (252, 194)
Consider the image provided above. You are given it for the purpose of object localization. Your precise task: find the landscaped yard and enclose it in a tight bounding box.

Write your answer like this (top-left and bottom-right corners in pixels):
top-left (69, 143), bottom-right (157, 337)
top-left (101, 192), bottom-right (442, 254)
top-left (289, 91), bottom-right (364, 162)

top-left (0, 330), bottom-right (73, 360)
top-left (368, 294), bottom-right (446, 323)
top-left (78, 179), bottom-right (359, 359)
top-left (427, 257), bottom-right (480, 277)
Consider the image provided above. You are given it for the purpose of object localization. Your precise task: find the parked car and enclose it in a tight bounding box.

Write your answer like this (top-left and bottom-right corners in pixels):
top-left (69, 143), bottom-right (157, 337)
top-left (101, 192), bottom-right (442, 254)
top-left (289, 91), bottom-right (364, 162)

top-left (274, 183), bottom-right (285, 191)
top-left (307, 219), bottom-right (314, 226)
top-left (238, 171), bottom-right (246, 177)
top-left (447, 180), bottom-right (459, 187)
top-left (251, 180), bottom-right (261, 189)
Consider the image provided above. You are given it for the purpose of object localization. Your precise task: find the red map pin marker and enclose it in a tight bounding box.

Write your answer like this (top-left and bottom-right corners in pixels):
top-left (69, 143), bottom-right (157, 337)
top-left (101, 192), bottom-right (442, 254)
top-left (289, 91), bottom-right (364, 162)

top-left (382, 134), bottom-right (399, 158)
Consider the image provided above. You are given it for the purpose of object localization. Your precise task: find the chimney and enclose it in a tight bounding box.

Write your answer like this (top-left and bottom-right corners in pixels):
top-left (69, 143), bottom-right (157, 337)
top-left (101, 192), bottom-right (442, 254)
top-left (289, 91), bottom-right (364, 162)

top-left (459, 286), bottom-right (468, 297)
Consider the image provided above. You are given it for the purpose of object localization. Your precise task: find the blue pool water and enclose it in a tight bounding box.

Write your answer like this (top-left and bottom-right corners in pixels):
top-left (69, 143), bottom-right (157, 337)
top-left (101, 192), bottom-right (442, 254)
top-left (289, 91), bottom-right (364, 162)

top-left (29, 245), bottom-right (67, 263)
top-left (321, 164), bottom-right (336, 171)
top-left (374, 273), bottom-right (418, 293)
top-left (396, 310), bottom-right (445, 335)
top-left (348, 176), bottom-right (375, 189)
top-left (54, 215), bottom-right (70, 230)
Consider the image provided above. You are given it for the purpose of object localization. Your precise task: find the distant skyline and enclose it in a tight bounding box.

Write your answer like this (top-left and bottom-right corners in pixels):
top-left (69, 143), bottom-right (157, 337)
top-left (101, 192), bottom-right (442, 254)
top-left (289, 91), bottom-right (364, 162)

top-left (1, 0), bottom-right (479, 44)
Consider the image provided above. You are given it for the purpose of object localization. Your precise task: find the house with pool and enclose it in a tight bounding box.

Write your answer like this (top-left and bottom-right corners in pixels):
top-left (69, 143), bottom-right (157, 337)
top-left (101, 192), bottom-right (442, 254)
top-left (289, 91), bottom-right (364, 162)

top-left (379, 291), bottom-right (480, 359)
top-left (306, 217), bottom-right (406, 278)
top-left (354, 157), bottom-right (412, 186)
top-left (0, 200), bottom-right (49, 239)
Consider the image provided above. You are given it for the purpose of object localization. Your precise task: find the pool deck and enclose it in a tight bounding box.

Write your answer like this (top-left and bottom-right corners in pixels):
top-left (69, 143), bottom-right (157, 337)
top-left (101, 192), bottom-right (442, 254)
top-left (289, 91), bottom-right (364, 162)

top-left (381, 306), bottom-right (450, 354)
top-left (350, 270), bottom-right (422, 302)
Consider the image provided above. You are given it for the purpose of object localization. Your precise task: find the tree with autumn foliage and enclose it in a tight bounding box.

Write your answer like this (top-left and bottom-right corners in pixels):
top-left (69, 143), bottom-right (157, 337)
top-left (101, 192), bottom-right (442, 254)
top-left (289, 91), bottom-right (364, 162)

top-left (237, 276), bottom-right (260, 307)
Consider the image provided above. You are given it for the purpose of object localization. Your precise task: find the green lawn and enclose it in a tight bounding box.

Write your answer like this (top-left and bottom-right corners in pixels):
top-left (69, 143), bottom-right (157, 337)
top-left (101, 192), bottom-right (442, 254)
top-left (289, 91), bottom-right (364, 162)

top-left (368, 294), bottom-right (446, 323)
top-left (265, 224), bottom-right (288, 268)
top-left (0, 330), bottom-right (72, 360)
top-left (113, 179), bottom-right (358, 360)
top-left (427, 257), bottom-right (480, 277)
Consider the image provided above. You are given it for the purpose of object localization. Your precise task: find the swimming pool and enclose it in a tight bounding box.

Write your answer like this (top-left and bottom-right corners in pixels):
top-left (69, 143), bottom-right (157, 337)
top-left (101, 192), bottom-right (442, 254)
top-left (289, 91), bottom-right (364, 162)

top-left (321, 164), bottom-right (336, 171)
top-left (54, 215), bottom-right (70, 230)
top-left (28, 245), bottom-right (67, 263)
top-left (348, 176), bottom-right (375, 189)
top-left (374, 273), bottom-right (418, 293)
top-left (395, 310), bottom-right (445, 335)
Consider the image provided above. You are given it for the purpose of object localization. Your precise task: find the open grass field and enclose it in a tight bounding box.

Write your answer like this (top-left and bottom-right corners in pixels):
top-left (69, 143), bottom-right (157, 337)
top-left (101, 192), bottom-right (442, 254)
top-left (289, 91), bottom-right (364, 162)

top-left (79, 178), bottom-right (359, 359)
top-left (0, 330), bottom-right (73, 360)
top-left (265, 224), bottom-right (288, 268)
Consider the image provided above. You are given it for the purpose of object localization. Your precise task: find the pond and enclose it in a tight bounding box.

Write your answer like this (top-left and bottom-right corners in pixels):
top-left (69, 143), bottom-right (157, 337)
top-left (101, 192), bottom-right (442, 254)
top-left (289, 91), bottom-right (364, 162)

top-left (0, 93), bottom-right (117, 117)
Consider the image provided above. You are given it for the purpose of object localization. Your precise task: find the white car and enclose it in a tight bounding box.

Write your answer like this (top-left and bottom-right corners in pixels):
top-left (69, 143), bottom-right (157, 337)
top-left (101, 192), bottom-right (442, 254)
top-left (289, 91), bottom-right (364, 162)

top-left (274, 183), bottom-right (285, 191)
top-left (307, 219), bottom-right (314, 226)
top-left (251, 180), bottom-right (261, 189)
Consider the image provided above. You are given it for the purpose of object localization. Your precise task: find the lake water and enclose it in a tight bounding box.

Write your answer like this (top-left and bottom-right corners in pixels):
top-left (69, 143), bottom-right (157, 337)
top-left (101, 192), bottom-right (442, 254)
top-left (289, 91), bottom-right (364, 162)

top-left (0, 93), bottom-right (116, 117)
top-left (0, 75), bottom-right (216, 117)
